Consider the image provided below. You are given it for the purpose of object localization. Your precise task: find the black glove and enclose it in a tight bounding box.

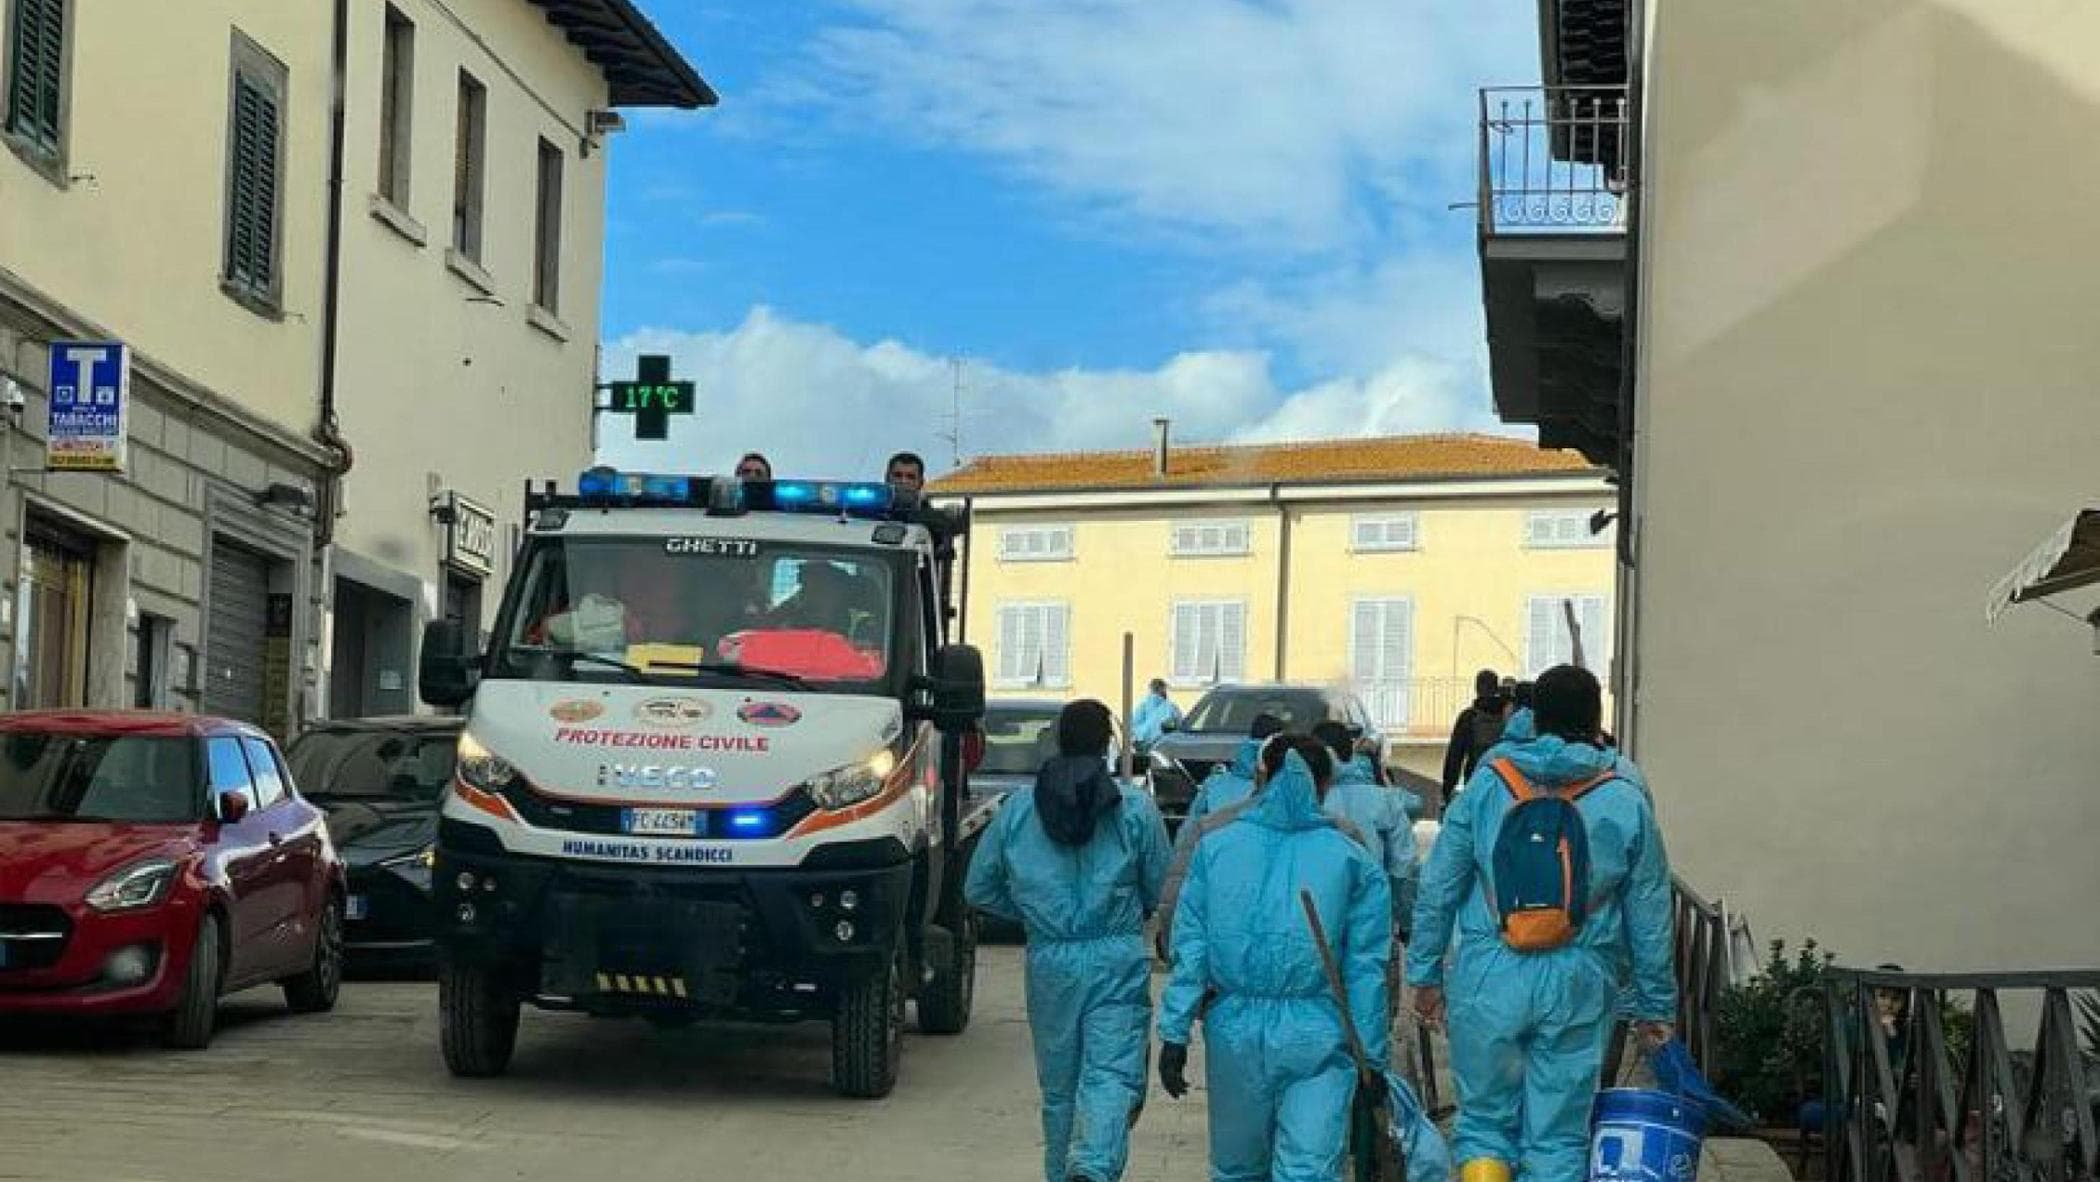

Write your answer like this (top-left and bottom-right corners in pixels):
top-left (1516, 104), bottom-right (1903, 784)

top-left (1158, 1042), bottom-right (1190, 1099)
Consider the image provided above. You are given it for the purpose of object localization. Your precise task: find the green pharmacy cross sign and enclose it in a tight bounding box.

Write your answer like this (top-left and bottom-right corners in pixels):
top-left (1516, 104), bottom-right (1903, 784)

top-left (604, 354), bottom-right (695, 441)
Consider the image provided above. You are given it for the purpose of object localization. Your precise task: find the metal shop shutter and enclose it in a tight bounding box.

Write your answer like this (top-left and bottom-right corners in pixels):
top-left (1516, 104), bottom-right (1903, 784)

top-left (203, 540), bottom-right (270, 723)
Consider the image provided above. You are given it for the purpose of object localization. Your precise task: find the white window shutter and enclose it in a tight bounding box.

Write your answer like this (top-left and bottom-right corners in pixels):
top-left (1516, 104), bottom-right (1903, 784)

top-left (1045, 605), bottom-right (1070, 686)
top-left (1219, 603), bottom-right (1245, 681)
top-left (1171, 604), bottom-right (1197, 681)
top-left (997, 607), bottom-right (1022, 682)
top-left (1528, 597), bottom-right (1555, 676)
top-left (1351, 601), bottom-right (1381, 683)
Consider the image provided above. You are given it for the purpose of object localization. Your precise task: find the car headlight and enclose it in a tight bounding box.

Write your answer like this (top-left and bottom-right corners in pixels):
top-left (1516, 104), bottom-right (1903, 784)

top-left (456, 730), bottom-right (521, 793)
top-left (86, 859), bottom-right (178, 913)
top-left (803, 749), bottom-right (899, 810)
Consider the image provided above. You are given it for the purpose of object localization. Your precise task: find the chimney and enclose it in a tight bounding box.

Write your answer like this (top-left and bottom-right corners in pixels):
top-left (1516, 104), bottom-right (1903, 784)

top-left (1152, 417), bottom-right (1171, 480)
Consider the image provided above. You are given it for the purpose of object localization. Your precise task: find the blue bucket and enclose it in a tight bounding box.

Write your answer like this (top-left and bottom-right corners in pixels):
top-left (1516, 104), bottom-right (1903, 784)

top-left (1590, 1087), bottom-right (1706, 1181)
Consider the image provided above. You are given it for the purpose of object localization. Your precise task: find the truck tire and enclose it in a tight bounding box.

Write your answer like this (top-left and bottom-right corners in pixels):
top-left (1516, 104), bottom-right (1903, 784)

top-left (282, 896), bottom-right (344, 1014)
top-left (163, 914), bottom-right (222, 1050)
top-left (440, 960), bottom-right (520, 1078)
top-left (831, 952), bottom-right (904, 1099)
top-left (915, 914), bottom-right (975, 1035)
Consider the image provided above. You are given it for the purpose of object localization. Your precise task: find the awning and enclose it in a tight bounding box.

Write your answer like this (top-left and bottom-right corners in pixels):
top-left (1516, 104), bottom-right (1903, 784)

top-left (1986, 504), bottom-right (2100, 624)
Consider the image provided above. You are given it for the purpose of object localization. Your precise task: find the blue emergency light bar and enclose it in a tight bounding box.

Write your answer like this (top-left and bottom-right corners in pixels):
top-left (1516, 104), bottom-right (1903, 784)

top-left (567, 467), bottom-right (901, 520)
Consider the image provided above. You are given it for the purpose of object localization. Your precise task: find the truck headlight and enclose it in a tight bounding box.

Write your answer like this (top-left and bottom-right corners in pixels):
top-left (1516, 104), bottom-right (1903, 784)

top-left (86, 859), bottom-right (178, 913)
top-left (456, 730), bottom-right (521, 793)
top-left (803, 749), bottom-right (898, 810)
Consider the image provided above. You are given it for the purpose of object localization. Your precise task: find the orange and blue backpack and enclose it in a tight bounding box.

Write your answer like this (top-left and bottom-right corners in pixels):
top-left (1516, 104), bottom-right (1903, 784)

top-left (1487, 756), bottom-right (1616, 952)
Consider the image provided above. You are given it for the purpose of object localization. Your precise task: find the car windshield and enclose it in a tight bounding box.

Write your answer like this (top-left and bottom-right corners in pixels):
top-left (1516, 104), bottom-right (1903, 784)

top-left (0, 733), bottom-right (202, 823)
top-left (286, 730), bottom-right (457, 804)
top-left (490, 536), bottom-right (898, 689)
top-left (1182, 690), bottom-right (1329, 734)
top-left (979, 708), bottom-right (1060, 775)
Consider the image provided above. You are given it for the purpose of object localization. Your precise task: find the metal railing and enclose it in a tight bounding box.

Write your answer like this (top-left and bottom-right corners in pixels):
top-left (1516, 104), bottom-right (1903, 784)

top-left (1823, 967), bottom-right (2100, 1181)
top-left (1478, 84), bottom-right (1631, 234)
top-left (1606, 877), bottom-right (1753, 1083)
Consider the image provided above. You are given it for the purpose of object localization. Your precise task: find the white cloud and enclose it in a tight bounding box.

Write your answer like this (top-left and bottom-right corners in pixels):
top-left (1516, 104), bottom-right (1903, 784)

top-left (597, 307), bottom-right (1499, 477)
top-left (799, 0), bottom-right (1536, 252)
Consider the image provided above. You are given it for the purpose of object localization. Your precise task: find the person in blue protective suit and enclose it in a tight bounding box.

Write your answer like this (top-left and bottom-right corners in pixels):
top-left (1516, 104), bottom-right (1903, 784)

top-left (1178, 712), bottom-right (1286, 835)
top-left (967, 699), bottom-right (1173, 1182)
top-left (1158, 736), bottom-right (1393, 1182)
top-left (1131, 679), bottom-right (1183, 749)
top-left (1313, 720), bottom-right (1417, 926)
top-left (1408, 665), bottom-right (1676, 1182)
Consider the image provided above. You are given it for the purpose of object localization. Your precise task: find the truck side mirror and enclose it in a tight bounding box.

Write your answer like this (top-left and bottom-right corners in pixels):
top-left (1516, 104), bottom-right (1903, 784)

top-left (419, 619), bottom-right (481, 708)
top-left (927, 644), bottom-right (985, 733)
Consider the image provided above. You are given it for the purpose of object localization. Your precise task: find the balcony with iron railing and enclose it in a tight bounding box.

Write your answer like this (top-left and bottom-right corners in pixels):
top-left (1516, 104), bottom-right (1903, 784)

top-left (1475, 83), bottom-right (1634, 467)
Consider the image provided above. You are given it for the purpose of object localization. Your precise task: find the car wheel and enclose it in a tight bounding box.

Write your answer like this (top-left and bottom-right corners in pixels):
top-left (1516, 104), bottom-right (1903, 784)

top-left (283, 896), bottom-right (344, 1013)
top-left (440, 959), bottom-right (520, 1077)
top-left (831, 949), bottom-right (904, 1099)
top-left (163, 914), bottom-right (222, 1050)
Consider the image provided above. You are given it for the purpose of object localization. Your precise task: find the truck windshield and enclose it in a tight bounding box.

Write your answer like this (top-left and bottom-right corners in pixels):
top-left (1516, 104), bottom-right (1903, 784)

top-left (488, 536), bottom-right (898, 690)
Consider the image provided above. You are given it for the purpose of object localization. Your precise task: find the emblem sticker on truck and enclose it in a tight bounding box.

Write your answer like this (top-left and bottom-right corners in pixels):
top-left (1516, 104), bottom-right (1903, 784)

top-left (634, 697), bottom-right (711, 728)
top-left (548, 698), bottom-right (605, 723)
top-left (737, 702), bottom-right (801, 728)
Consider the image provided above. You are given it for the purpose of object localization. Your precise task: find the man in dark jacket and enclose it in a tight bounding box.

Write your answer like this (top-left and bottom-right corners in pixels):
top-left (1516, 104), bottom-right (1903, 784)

top-left (1440, 669), bottom-right (1510, 802)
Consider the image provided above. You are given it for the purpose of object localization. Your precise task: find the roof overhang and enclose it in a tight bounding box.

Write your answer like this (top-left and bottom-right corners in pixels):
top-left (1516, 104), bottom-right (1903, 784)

top-left (931, 472), bottom-right (1612, 513)
top-left (525, 0), bottom-right (716, 108)
top-left (1987, 504), bottom-right (2100, 624)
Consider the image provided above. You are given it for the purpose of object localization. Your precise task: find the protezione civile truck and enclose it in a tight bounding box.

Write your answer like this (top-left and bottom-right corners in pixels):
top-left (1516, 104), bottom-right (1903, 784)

top-left (417, 468), bottom-right (991, 1097)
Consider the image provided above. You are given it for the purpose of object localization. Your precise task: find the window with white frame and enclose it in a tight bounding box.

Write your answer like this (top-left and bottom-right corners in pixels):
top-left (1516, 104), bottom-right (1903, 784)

top-left (1169, 600), bottom-right (1246, 685)
top-left (1350, 598), bottom-right (1414, 730)
top-left (1351, 513), bottom-right (1420, 553)
top-left (1525, 509), bottom-right (1608, 549)
top-left (1525, 594), bottom-right (1609, 676)
top-left (998, 524), bottom-right (1074, 563)
top-left (995, 602), bottom-right (1070, 688)
top-left (1170, 519), bottom-right (1251, 557)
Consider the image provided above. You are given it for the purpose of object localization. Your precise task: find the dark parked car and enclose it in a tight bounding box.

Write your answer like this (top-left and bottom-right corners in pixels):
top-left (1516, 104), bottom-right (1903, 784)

top-left (285, 716), bottom-right (461, 968)
top-left (1146, 683), bottom-right (1385, 834)
top-left (0, 711), bottom-right (346, 1048)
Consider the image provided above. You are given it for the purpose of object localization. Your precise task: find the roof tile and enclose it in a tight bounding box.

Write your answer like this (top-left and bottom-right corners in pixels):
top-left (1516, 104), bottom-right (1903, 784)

top-left (930, 434), bottom-right (1595, 495)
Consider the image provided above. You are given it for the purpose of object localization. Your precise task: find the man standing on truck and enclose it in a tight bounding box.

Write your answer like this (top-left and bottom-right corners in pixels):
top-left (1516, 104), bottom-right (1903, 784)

top-left (885, 451), bottom-right (927, 494)
top-left (966, 700), bottom-right (1172, 1182)
top-left (1131, 679), bottom-right (1181, 751)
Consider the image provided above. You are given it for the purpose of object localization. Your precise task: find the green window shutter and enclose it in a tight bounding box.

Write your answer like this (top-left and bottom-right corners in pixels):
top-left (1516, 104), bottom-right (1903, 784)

top-left (225, 70), bottom-right (281, 293)
top-left (6, 0), bottom-right (64, 151)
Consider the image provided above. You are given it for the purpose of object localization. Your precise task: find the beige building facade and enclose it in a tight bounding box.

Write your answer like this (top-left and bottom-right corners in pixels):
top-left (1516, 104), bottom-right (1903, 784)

top-left (933, 435), bottom-right (1615, 784)
top-left (1481, 1), bottom-right (2100, 971)
top-left (0, 0), bottom-right (707, 732)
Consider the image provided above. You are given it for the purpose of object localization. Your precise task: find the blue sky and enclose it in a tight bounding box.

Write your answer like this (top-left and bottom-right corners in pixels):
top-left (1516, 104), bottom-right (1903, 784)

top-left (599, 1), bottom-right (1539, 477)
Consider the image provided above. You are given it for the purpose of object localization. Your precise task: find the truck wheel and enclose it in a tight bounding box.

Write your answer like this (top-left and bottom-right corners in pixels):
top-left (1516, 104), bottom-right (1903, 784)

top-left (440, 960), bottom-right (520, 1078)
top-left (915, 914), bottom-right (976, 1035)
top-left (831, 951), bottom-right (904, 1099)
top-left (163, 914), bottom-right (222, 1050)
top-left (282, 896), bottom-right (344, 1014)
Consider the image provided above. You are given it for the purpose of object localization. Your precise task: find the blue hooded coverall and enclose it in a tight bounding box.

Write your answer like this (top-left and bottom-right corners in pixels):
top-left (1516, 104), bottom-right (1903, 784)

top-left (1407, 732), bottom-right (1676, 1179)
top-left (1132, 692), bottom-right (1183, 746)
top-left (967, 765), bottom-right (1172, 1182)
top-left (1161, 751), bottom-right (1392, 1182)
top-left (1324, 755), bottom-right (1418, 924)
top-left (1179, 737), bottom-right (1263, 832)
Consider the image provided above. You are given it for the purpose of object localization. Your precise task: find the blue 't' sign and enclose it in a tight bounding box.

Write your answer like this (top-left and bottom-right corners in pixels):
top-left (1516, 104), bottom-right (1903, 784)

top-left (46, 340), bottom-right (130, 472)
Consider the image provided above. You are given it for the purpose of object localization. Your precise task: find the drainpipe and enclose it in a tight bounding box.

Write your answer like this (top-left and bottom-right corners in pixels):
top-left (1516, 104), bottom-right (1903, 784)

top-left (1151, 418), bottom-right (1170, 480)
top-left (956, 496), bottom-right (973, 645)
top-left (1271, 484), bottom-right (1290, 680)
top-left (314, 0), bottom-right (355, 546)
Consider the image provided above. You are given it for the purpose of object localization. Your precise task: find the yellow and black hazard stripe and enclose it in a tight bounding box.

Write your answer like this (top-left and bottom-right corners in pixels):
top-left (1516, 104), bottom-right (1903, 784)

top-left (594, 972), bottom-right (690, 999)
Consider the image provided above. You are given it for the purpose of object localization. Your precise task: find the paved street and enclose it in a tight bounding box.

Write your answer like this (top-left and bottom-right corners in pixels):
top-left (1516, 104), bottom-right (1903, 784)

top-left (0, 947), bottom-right (1209, 1182)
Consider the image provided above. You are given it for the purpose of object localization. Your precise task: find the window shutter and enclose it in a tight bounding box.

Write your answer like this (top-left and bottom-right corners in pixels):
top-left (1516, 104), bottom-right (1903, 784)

top-left (1219, 603), bottom-right (1245, 681)
top-left (226, 70), bottom-right (280, 292)
top-left (1171, 604), bottom-right (1196, 681)
top-left (1578, 596), bottom-right (1606, 669)
top-left (1044, 606), bottom-right (1070, 686)
top-left (1351, 601), bottom-right (1381, 684)
top-left (1527, 597), bottom-right (1556, 676)
top-left (7, 0), bottom-right (63, 148)
top-left (996, 607), bottom-right (1022, 683)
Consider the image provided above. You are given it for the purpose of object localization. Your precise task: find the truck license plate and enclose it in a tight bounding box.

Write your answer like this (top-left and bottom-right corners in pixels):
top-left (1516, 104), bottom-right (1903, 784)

top-left (623, 808), bottom-right (702, 837)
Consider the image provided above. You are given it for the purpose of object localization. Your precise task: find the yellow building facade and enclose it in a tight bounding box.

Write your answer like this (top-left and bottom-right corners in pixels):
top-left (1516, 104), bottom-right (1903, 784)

top-left (933, 435), bottom-right (1615, 778)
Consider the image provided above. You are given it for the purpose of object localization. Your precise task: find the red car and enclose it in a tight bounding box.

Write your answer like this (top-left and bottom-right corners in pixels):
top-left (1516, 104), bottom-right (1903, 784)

top-left (0, 711), bottom-right (346, 1047)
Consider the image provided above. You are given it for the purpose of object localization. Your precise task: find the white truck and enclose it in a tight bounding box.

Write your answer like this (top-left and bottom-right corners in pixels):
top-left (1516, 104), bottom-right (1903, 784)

top-left (417, 469), bottom-right (990, 1097)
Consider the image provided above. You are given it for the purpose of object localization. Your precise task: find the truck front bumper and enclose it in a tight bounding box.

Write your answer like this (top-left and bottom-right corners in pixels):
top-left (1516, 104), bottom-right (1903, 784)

top-left (434, 820), bottom-right (914, 1014)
